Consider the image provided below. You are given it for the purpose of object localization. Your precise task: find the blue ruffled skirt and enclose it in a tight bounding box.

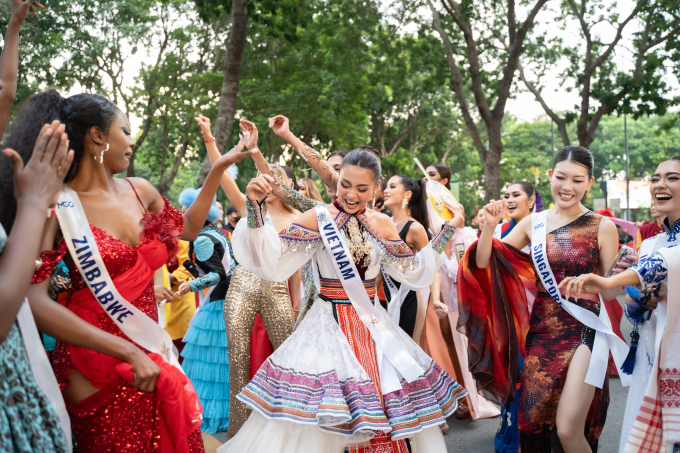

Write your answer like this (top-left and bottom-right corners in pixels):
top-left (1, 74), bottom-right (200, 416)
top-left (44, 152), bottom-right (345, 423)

top-left (181, 299), bottom-right (230, 434)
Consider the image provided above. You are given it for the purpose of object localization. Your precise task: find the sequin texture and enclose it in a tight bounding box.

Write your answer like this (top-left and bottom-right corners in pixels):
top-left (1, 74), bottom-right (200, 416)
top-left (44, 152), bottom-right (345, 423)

top-left (518, 211), bottom-right (610, 452)
top-left (224, 265), bottom-right (294, 437)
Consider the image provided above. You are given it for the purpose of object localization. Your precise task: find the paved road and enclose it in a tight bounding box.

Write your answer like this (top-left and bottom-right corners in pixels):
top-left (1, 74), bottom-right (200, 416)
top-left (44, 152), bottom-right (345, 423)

top-left (209, 296), bottom-right (634, 452)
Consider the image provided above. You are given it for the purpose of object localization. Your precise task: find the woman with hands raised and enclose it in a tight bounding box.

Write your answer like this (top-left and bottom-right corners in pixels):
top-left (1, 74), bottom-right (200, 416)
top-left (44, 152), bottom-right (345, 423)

top-left (460, 146), bottom-right (631, 453)
top-left (220, 147), bottom-right (467, 453)
top-left (195, 114), bottom-right (302, 438)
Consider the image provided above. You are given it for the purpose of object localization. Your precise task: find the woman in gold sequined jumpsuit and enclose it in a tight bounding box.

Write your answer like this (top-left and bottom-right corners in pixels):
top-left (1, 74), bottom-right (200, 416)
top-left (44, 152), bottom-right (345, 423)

top-left (199, 116), bottom-right (320, 436)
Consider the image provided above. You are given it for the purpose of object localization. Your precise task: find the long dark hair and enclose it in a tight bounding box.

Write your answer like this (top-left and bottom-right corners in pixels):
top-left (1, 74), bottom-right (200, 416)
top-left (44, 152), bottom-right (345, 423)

top-left (0, 90), bottom-right (119, 232)
top-left (430, 163), bottom-right (452, 189)
top-left (553, 145), bottom-right (594, 178)
top-left (398, 175), bottom-right (431, 239)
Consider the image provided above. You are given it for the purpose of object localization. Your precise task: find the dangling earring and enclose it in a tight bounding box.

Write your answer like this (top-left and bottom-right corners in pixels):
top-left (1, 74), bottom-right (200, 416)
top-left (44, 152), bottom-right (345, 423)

top-left (401, 197), bottom-right (409, 209)
top-left (94, 143), bottom-right (110, 163)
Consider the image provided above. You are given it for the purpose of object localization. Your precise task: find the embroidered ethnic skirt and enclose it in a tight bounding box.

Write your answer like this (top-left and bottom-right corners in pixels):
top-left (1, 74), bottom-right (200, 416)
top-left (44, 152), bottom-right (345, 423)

top-left (218, 278), bottom-right (466, 453)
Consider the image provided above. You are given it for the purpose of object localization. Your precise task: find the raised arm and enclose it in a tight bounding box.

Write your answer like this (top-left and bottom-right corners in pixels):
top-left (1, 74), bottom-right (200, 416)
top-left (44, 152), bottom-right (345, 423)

top-left (196, 115), bottom-right (249, 216)
top-left (0, 121), bottom-right (72, 341)
top-left (475, 200), bottom-right (530, 269)
top-left (269, 115), bottom-right (338, 194)
top-left (0, 1), bottom-right (43, 141)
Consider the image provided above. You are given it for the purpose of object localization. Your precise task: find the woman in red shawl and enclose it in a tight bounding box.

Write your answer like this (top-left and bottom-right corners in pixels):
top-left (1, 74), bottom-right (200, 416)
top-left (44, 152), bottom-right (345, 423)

top-left (458, 146), bottom-right (626, 453)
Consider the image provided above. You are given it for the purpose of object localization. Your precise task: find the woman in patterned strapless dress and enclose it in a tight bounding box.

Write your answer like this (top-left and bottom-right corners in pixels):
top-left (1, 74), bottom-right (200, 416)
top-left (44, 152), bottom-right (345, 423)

top-left (460, 146), bottom-right (629, 453)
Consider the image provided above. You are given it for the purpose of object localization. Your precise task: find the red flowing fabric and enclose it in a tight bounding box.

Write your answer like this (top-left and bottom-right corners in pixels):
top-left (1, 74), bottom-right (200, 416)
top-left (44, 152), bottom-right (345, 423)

top-left (457, 238), bottom-right (534, 406)
top-left (115, 354), bottom-right (202, 453)
top-left (249, 315), bottom-right (274, 380)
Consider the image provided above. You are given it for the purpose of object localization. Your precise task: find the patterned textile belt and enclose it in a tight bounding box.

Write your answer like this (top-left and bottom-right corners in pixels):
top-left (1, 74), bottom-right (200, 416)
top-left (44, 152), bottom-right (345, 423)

top-left (319, 278), bottom-right (376, 304)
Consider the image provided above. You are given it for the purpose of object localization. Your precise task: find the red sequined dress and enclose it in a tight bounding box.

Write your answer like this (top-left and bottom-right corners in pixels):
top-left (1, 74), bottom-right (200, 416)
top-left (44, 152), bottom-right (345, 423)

top-left (33, 186), bottom-right (204, 453)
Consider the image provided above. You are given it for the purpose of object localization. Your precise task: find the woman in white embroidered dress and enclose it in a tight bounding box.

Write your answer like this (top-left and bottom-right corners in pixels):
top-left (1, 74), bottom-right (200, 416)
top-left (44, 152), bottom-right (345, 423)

top-left (219, 148), bottom-right (468, 453)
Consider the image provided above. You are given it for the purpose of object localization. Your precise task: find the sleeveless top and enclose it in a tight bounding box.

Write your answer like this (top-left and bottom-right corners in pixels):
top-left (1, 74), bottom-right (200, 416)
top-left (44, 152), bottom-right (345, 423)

top-left (534, 210), bottom-right (602, 294)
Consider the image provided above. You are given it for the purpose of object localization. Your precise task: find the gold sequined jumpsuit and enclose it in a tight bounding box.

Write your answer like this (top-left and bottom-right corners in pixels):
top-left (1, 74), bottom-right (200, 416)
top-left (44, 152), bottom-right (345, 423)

top-left (225, 186), bottom-right (322, 438)
top-left (224, 265), bottom-right (294, 437)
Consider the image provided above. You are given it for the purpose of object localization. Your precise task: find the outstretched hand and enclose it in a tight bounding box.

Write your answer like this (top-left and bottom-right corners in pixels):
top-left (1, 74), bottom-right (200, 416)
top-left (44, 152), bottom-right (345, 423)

top-left (12, 0), bottom-right (44, 22)
top-left (558, 274), bottom-right (607, 300)
top-left (268, 115), bottom-right (291, 137)
top-left (246, 174), bottom-right (275, 203)
top-left (194, 115), bottom-right (213, 138)
top-left (239, 119), bottom-right (259, 150)
top-left (4, 120), bottom-right (74, 209)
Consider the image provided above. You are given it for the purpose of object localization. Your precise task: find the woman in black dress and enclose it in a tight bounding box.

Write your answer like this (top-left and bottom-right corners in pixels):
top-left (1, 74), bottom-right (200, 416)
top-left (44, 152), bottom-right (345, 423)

top-left (381, 175), bottom-right (442, 341)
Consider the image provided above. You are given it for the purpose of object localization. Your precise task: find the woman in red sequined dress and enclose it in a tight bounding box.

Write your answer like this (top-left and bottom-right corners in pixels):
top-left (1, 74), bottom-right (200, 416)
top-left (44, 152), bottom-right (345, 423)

top-left (460, 146), bottom-right (629, 453)
top-left (3, 90), bottom-right (254, 452)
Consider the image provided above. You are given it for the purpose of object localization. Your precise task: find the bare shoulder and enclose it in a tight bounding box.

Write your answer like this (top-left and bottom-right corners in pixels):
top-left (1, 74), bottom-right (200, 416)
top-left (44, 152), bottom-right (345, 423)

top-left (598, 215), bottom-right (619, 239)
top-left (365, 210), bottom-right (400, 241)
top-left (122, 177), bottom-right (163, 211)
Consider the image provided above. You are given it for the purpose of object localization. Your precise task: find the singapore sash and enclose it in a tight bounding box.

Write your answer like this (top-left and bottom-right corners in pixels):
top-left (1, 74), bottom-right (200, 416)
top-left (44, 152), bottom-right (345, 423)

top-left (531, 210), bottom-right (629, 388)
top-left (315, 206), bottom-right (424, 394)
top-left (55, 185), bottom-right (180, 368)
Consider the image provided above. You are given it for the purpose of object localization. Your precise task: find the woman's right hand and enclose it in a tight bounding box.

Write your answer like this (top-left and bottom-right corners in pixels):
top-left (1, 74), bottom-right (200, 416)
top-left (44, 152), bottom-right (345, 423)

top-left (246, 174), bottom-right (274, 203)
top-left (125, 349), bottom-right (161, 393)
top-left (268, 115), bottom-right (291, 138)
top-left (483, 200), bottom-right (507, 227)
top-left (3, 120), bottom-right (74, 209)
top-left (445, 201), bottom-right (466, 229)
top-left (194, 115), bottom-right (213, 139)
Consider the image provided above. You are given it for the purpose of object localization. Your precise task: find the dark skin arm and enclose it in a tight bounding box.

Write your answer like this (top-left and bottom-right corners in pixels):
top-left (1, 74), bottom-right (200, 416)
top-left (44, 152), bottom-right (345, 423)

top-left (0, 121), bottom-right (72, 341)
top-left (0, 0), bottom-right (44, 141)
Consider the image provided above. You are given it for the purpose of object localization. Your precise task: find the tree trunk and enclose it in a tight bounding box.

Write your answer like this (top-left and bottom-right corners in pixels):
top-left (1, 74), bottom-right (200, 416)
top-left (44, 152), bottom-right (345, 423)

top-left (196, 0), bottom-right (249, 187)
top-left (484, 126), bottom-right (503, 201)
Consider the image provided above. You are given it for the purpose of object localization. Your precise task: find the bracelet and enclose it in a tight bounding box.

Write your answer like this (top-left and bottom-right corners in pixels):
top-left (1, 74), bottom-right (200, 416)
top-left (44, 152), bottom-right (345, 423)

top-left (204, 137), bottom-right (215, 143)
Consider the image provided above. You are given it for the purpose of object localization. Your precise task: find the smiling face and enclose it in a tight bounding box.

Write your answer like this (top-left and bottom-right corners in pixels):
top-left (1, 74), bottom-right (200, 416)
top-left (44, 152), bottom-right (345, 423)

top-left (102, 110), bottom-right (134, 174)
top-left (383, 176), bottom-right (410, 209)
top-left (650, 159), bottom-right (680, 223)
top-left (504, 183), bottom-right (533, 221)
top-left (549, 160), bottom-right (593, 209)
top-left (336, 165), bottom-right (379, 214)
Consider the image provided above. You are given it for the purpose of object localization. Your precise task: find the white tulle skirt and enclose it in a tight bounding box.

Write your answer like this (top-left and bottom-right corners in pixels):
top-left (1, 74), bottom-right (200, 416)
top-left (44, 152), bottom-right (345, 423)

top-left (218, 298), bottom-right (465, 452)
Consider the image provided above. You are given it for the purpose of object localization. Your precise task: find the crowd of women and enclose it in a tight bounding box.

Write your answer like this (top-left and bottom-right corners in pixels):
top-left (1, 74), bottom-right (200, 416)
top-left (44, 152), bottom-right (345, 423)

top-left (1, 1), bottom-right (679, 453)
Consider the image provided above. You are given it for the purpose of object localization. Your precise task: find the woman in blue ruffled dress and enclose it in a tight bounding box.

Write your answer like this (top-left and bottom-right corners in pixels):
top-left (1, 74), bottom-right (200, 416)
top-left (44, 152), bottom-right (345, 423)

top-left (177, 188), bottom-right (236, 434)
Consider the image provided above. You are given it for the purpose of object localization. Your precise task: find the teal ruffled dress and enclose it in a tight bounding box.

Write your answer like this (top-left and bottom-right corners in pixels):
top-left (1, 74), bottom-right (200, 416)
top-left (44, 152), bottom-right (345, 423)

top-left (181, 224), bottom-right (235, 434)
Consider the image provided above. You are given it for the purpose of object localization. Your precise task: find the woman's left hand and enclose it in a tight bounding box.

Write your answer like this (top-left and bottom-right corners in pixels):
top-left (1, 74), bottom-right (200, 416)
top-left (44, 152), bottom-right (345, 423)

top-left (239, 119), bottom-right (259, 150)
top-left (174, 280), bottom-right (191, 297)
top-left (445, 201), bottom-right (465, 229)
top-left (611, 253), bottom-right (638, 275)
top-left (433, 300), bottom-right (448, 319)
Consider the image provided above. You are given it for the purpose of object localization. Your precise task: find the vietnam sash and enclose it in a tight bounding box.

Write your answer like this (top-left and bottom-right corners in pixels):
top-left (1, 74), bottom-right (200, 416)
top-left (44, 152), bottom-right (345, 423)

top-left (315, 206), bottom-right (424, 394)
top-left (531, 210), bottom-right (630, 388)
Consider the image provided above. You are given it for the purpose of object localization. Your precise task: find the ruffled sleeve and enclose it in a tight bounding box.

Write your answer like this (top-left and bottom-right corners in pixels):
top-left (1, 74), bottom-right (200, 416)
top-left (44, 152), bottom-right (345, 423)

top-left (231, 199), bottom-right (323, 282)
top-left (381, 224), bottom-right (454, 291)
top-left (456, 238), bottom-right (535, 406)
top-left (32, 241), bottom-right (68, 284)
top-left (142, 197), bottom-right (182, 266)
